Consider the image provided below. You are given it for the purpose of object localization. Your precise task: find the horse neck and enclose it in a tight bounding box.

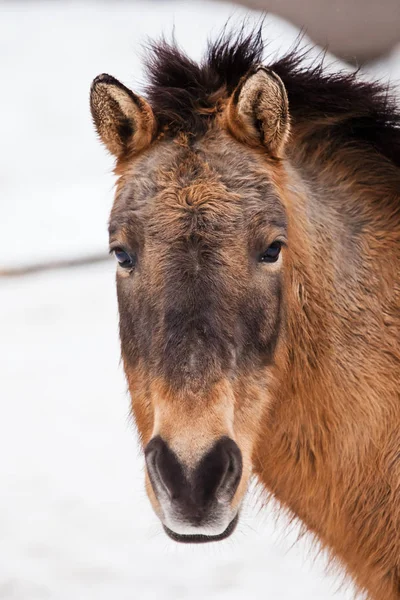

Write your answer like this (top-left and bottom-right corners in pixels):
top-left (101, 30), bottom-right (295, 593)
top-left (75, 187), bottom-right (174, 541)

top-left (271, 127), bottom-right (399, 404)
top-left (256, 133), bottom-right (400, 598)
top-left (280, 131), bottom-right (400, 423)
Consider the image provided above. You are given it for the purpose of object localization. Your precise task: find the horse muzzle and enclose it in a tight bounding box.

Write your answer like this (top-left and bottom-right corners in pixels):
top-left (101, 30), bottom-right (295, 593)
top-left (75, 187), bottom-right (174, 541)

top-left (144, 435), bottom-right (242, 543)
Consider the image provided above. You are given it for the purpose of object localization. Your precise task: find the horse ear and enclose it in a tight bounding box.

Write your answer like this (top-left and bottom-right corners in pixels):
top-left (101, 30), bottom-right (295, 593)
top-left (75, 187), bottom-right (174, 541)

top-left (90, 74), bottom-right (156, 158)
top-left (226, 67), bottom-right (290, 158)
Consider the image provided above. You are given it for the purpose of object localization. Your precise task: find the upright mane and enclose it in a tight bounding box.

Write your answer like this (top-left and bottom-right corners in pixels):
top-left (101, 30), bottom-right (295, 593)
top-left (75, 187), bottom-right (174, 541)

top-left (145, 26), bottom-right (400, 167)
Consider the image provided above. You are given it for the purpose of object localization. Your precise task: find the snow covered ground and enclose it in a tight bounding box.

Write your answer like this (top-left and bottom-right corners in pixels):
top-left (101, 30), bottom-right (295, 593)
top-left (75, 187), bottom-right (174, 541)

top-left (1, 1), bottom-right (400, 598)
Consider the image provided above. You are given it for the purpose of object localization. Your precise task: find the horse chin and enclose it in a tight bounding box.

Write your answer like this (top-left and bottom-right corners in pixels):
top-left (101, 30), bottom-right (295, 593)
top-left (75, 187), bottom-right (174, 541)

top-left (163, 513), bottom-right (239, 544)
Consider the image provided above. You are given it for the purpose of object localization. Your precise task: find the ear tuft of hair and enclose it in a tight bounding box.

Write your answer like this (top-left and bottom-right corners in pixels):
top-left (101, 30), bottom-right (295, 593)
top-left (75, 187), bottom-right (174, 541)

top-left (90, 74), bottom-right (156, 158)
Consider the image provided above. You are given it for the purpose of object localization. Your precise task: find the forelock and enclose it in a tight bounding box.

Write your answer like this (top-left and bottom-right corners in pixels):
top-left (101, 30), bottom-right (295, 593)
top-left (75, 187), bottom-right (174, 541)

top-left (144, 24), bottom-right (264, 137)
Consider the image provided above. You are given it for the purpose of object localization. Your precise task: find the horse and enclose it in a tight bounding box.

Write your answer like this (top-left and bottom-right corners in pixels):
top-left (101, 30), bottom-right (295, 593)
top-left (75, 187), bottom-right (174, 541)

top-left (90, 27), bottom-right (400, 599)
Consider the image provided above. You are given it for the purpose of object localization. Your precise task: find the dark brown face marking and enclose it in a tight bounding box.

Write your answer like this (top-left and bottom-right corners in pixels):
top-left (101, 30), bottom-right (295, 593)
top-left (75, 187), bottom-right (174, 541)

top-left (109, 129), bottom-right (287, 392)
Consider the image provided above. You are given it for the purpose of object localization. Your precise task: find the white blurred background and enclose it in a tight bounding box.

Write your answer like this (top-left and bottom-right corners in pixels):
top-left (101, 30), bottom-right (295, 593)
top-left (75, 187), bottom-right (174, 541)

top-left (1, 2), bottom-right (400, 598)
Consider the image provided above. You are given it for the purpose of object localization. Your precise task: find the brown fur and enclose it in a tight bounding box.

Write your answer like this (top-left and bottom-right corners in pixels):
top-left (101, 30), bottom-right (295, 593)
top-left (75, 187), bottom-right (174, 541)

top-left (91, 28), bottom-right (400, 598)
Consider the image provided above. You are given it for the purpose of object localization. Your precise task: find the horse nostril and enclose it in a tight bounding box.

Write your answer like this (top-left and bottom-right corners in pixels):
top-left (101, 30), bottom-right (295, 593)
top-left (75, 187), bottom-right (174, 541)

top-left (196, 437), bottom-right (243, 505)
top-left (144, 436), bottom-right (186, 501)
top-left (217, 440), bottom-right (243, 501)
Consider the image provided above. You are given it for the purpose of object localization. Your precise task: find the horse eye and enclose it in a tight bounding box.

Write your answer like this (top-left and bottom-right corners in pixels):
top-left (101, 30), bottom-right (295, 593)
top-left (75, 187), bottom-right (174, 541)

top-left (113, 249), bottom-right (136, 269)
top-left (259, 241), bottom-right (282, 263)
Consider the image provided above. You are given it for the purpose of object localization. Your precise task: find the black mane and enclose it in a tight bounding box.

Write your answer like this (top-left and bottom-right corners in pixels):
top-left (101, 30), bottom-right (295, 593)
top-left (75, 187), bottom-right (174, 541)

top-left (144, 26), bottom-right (400, 167)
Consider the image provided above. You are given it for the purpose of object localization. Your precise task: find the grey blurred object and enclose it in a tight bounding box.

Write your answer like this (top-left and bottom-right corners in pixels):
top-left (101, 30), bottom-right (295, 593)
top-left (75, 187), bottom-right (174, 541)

top-left (225, 0), bottom-right (400, 63)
